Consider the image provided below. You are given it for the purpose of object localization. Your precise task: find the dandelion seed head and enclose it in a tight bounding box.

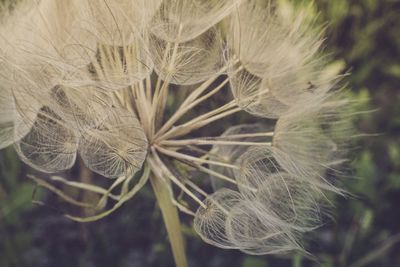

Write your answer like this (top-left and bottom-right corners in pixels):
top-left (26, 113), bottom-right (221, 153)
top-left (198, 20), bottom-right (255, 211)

top-left (0, 0), bottom-right (353, 257)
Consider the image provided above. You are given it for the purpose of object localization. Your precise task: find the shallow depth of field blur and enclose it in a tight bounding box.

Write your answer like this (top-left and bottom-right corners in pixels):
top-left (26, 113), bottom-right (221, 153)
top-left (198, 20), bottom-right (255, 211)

top-left (0, 0), bottom-right (399, 266)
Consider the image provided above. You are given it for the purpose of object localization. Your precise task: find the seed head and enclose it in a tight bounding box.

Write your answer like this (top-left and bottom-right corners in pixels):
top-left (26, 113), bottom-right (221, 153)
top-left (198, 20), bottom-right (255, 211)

top-left (0, 0), bottom-right (351, 256)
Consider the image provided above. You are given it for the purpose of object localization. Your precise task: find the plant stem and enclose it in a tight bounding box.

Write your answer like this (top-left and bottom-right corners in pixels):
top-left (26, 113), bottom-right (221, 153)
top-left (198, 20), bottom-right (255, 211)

top-left (150, 152), bottom-right (206, 208)
top-left (150, 174), bottom-right (188, 267)
top-left (157, 102), bottom-right (240, 141)
top-left (155, 145), bottom-right (239, 170)
top-left (161, 139), bottom-right (272, 147)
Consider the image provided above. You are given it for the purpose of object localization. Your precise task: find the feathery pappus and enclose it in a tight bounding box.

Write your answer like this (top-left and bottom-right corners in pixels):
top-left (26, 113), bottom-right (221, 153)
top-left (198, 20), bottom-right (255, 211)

top-left (0, 0), bottom-right (353, 263)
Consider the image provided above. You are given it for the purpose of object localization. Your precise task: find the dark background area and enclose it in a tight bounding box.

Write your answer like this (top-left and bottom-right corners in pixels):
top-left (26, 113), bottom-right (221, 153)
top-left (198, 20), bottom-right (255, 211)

top-left (1, 0), bottom-right (400, 266)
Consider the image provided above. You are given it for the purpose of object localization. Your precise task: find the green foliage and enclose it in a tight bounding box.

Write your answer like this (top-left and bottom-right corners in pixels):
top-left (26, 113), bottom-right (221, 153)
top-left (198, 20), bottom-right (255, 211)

top-left (242, 257), bottom-right (268, 267)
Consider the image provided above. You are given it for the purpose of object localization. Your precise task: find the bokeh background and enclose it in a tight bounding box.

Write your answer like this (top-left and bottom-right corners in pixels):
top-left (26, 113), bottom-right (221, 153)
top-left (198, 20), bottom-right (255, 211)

top-left (1, 0), bottom-right (400, 266)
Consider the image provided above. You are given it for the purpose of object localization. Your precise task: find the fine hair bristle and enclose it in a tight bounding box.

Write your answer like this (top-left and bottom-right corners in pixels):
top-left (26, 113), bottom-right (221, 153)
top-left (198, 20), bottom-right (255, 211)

top-left (0, 0), bottom-right (354, 257)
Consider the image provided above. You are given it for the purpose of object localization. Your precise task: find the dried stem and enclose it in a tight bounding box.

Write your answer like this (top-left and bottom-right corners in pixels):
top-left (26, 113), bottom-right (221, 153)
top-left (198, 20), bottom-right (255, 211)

top-left (149, 151), bottom-right (207, 209)
top-left (156, 101), bottom-right (240, 141)
top-left (149, 167), bottom-right (189, 267)
top-left (160, 139), bottom-right (272, 147)
top-left (155, 145), bottom-right (240, 170)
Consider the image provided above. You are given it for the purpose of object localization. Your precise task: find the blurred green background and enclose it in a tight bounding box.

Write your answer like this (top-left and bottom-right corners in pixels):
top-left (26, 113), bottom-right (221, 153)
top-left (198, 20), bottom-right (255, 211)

top-left (1, 0), bottom-right (400, 266)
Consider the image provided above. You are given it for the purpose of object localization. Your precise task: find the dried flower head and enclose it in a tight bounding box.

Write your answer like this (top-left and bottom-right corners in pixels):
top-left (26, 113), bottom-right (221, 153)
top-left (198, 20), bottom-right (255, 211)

top-left (0, 0), bottom-right (352, 264)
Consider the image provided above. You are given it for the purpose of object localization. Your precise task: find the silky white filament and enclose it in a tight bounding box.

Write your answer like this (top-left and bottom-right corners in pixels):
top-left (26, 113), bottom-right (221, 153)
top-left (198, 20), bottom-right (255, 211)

top-left (0, 0), bottom-right (351, 256)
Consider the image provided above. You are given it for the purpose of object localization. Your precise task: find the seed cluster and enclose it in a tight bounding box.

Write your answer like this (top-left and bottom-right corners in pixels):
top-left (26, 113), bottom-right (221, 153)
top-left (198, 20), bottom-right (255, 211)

top-left (0, 0), bottom-right (351, 255)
